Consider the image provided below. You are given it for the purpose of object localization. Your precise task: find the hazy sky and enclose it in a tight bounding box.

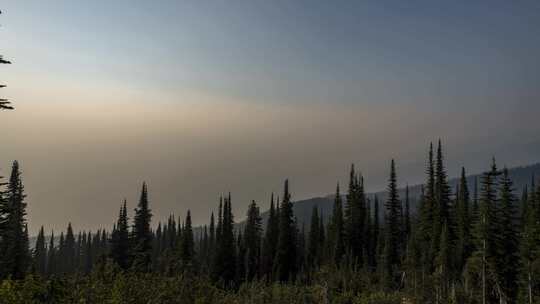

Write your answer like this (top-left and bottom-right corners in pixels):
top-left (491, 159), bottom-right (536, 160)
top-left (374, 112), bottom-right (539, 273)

top-left (1, 1), bottom-right (539, 234)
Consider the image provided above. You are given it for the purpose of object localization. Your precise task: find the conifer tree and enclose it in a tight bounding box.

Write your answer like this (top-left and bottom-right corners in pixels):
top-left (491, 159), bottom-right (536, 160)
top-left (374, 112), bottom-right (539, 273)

top-left (244, 200), bottom-right (262, 281)
top-left (519, 180), bottom-right (539, 304)
top-left (330, 183), bottom-right (345, 266)
top-left (420, 144), bottom-right (436, 274)
top-left (236, 231), bottom-right (246, 283)
top-left (34, 226), bottom-right (47, 275)
top-left (456, 167), bottom-right (471, 272)
top-left (383, 159), bottom-right (401, 290)
top-left (0, 11), bottom-right (13, 111)
top-left (404, 185), bottom-right (411, 242)
top-left (64, 223), bottom-right (76, 273)
top-left (497, 167), bottom-right (520, 302)
top-left (365, 198), bottom-right (375, 270)
top-left (318, 212), bottom-right (325, 263)
top-left (344, 164), bottom-right (366, 264)
top-left (216, 198), bottom-right (223, 245)
top-left (131, 182), bottom-right (152, 272)
top-left (84, 232), bottom-right (93, 274)
top-left (471, 164), bottom-right (500, 304)
top-left (111, 200), bottom-right (130, 269)
top-left (261, 193), bottom-right (279, 279)
top-left (3, 161), bottom-right (29, 279)
top-left (372, 195), bottom-right (380, 270)
top-left (296, 223), bottom-right (306, 276)
top-left (180, 210), bottom-right (194, 265)
top-left (275, 180), bottom-right (297, 282)
top-left (432, 141), bottom-right (452, 258)
top-left (435, 222), bottom-right (451, 301)
top-left (307, 206), bottom-right (320, 269)
top-left (472, 176), bottom-right (479, 224)
top-left (207, 212), bottom-right (216, 271)
top-left (213, 194), bottom-right (236, 285)
top-left (46, 232), bottom-right (56, 276)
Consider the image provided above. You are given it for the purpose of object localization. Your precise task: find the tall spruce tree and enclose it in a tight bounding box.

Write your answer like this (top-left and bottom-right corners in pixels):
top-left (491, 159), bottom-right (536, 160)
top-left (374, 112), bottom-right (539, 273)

top-left (213, 194), bottom-right (236, 285)
top-left (46, 232), bottom-right (56, 276)
top-left (244, 200), bottom-right (262, 281)
top-left (435, 222), bottom-right (451, 301)
top-left (275, 180), bottom-right (297, 282)
top-left (3, 161), bottom-right (29, 279)
top-left (344, 164), bottom-right (366, 264)
top-left (330, 183), bottom-right (345, 266)
top-left (519, 178), bottom-right (539, 304)
top-left (497, 167), bottom-right (520, 302)
top-left (383, 159), bottom-right (401, 291)
top-left (307, 206), bottom-right (320, 269)
top-left (64, 223), bottom-right (76, 273)
top-left (261, 194), bottom-right (279, 279)
top-left (471, 163), bottom-right (500, 304)
top-left (33, 226), bottom-right (47, 275)
top-left (420, 143), bottom-right (436, 274)
top-left (181, 210), bottom-right (194, 266)
top-left (111, 200), bottom-right (130, 270)
top-left (131, 182), bottom-right (152, 272)
top-left (432, 140), bottom-right (452, 259)
top-left (372, 195), bottom-right (380, 270)
top-left (456, 167), bottom-right (471, 272)
top-left (404, 185), bottom-right (411, 242)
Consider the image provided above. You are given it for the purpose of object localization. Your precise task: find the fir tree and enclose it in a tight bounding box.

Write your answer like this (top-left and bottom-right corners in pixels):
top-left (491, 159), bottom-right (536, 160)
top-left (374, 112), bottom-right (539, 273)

top-left (47, 232), bottom-right (56, 276)
top-left (131, 182), bottom-right (153, 272)
top-left (63, 223), bottom-right (76, 274)
top-left (180, 210), bottom-right (194, 266)
top-left (261, 193), bottom-right (279, 280)
top-left (111, 200), bottom-right (130, 270)
top-left (383, 159), bottom-right (401, 291)
top-left (207, 212), bottom-right (216, 271)
top-left (3, 161), bottom-right (29, 279)
top-left (435, 222), bottom-right (451, 301)
top-left (471, 164), bottom-right (500, 304)
top-left (344, 164), bottom-right (366, 264)
top-left (404, 185), bottom-right (411, 242)
top-left (275, 180), bottom-right (297, 282)
top-left (33, 226), bottom-right (47, 275)
top-left (456, 167), bottom-right (471, 272)
top-left (244, 200), bottom-right (262, 281)
top-left (307, 206), bottom-right (320, 269)
top-left (236, 231), bottom-right (246, 283)
top-left (213, 194), bottom-right (236, 286)
top-left (432, 140), bottom-right (452, 259)
top-left (330, 183), bottom-right (345, 266)
top-left (420, 143), bottom-right (436, 274)
top-left (497, 167), bottom-right (520, 302)
top-left (372, 195), bottom-right (380, 270)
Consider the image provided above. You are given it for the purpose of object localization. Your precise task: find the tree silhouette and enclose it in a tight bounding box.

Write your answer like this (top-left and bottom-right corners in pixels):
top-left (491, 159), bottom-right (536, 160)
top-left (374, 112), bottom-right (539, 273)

top-left (0, 10), bottom-right (13, 110)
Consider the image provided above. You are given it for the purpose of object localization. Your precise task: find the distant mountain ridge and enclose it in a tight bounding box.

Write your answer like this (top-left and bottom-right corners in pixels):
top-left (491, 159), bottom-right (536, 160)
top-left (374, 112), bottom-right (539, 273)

top-left (33, 163), bottom-right (540, 245)
top-left (249, 162), bottom-right (540, 230)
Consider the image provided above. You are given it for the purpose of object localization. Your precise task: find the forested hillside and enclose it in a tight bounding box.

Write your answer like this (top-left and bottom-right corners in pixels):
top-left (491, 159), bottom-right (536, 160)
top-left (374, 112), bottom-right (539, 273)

top-left (1, 141), bottom-right (539, 303)
top-left (268, 163), bottom-right (540, 228)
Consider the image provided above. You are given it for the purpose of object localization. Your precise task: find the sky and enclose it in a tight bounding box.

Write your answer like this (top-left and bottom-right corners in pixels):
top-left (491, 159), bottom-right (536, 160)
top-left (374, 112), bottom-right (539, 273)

top-left (1, 1), bottom-right (539, 234)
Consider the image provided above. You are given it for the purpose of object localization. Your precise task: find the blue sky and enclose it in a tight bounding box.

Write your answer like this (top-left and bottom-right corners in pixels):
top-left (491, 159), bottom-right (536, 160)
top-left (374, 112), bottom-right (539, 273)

top-left (4, 0), bottom-right (539, 105)
top-left (1, 1), bottom-right (540, 233)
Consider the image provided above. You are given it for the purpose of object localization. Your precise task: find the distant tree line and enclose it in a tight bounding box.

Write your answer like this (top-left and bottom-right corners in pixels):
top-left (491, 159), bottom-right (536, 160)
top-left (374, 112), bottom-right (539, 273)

top-left (0, 141), bottom-right (539, 303)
